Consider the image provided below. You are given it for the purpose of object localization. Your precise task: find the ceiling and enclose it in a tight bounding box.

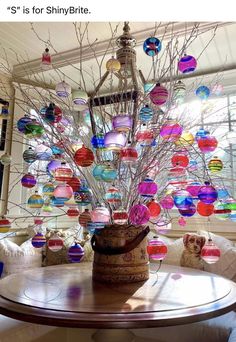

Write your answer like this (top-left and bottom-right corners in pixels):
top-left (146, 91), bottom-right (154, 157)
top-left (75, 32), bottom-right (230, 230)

top-left (0, 21), bottom-right (236, 95)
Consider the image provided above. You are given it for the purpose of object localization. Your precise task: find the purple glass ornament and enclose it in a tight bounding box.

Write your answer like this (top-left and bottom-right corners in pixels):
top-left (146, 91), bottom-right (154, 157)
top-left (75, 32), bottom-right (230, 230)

top-left (198, 181), bottom-right (218, 204)
top-left (178, 54), bottom-right (197, 74)
top-left (47, 160), bottom-right (62, 176)
top-left (104, 131), bottom-right (127, 151)
top-left (186, 182), bottom-right (202, 198)
top-left (178, 203), bottom-right (196, 217)
top-left (138, 178), bottom-right (158, 198)
top-left (112, 114), bottom-right (133, 132)
top-left (129, 204), bottom-right (150, 225)
top-left (68, 243), bottom-right (84, 263)
top-left (160, 120), bottom-right (183, 142)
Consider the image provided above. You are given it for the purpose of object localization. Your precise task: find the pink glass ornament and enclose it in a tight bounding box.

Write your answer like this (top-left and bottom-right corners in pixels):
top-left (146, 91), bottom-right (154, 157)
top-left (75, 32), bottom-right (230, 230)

top-left (91, 205), bottom-right (110, 223)
top-left (178, 217), bottom-right (186, 226)
top-left (186, 182), bottom-right (202, 198)
top-left (129, 204), bottom-right (150, 225)
top-left (138, 178), bottom-right (158, 198)
top-left (136, 124), bottom-right (154, 144)
top-left (201, 239), bottom-right (221, 264)
top-left (149, 83), bottom-right (168, 106)
top-left (178, 54), bottom-right (197, 74)
top-left (160, 196), bottom-right (174, 209)
top-left (147, 237), bottom-right (167, 260)
top-left (53, 183), bottom-right (73, 201)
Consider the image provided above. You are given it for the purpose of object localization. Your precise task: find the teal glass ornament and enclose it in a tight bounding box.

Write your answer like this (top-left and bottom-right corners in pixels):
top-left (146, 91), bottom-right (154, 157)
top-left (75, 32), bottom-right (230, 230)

top-left (93, 164), bottom-right (106, 181)
top-left (139, 105), bottom-right (153, 122)
top-left (101, 164), bottom-right (118, 183)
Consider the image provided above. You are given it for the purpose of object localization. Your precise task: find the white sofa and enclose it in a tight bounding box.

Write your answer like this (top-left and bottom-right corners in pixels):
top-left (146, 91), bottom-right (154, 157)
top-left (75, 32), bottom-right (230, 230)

top-left (0, 231), bottom-right (236, 342)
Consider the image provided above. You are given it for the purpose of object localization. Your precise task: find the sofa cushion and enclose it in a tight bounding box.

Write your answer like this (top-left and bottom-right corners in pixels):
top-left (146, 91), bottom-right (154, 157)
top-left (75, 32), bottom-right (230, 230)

top-left (0, 238), bottom-right (42, 275)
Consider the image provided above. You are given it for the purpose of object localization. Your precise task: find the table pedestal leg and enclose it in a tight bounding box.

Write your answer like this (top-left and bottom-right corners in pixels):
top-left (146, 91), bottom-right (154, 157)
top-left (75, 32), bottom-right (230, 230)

top-left (92, 329), bottom-right (161, 342)
top-left (92, 329), bottom-right (135, 342)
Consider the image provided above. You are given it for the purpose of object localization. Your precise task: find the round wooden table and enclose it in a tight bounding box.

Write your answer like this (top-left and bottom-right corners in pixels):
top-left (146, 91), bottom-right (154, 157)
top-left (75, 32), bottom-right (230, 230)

top-left (0, 263), bottom-right (236, 341)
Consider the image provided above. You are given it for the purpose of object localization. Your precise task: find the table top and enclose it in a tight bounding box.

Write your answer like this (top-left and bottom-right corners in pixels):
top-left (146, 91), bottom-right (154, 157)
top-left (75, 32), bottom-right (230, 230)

top-left (0, 263), bottom-right (236, 329)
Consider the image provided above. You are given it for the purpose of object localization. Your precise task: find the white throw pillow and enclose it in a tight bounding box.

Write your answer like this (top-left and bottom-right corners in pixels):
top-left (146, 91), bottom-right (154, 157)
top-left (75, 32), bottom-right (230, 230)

top-left (0, 238), bottom-right (42, 275)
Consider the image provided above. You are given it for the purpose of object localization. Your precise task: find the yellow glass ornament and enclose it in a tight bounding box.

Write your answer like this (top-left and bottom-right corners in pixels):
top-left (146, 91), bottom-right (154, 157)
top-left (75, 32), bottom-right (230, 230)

top-left (106, 56), bottom-right (121, 72)
top-left (175, 131), bottom-right (194, 147)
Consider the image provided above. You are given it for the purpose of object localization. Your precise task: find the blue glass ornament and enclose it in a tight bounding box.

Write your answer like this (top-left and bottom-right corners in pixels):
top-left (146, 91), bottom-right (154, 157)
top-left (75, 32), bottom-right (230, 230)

top-left (101, 165), bottom-right (117, 183)
top-left (91, 133), bottom-right (105, 149)
top-left (92, 164), bottom-right (106, 181)
top-left (17, 116), bottom-right (32, 133)
top-left (195, 128), bottom-right (209, 141)
top-left (196, 86), bottom-right (210, 100)
top-left (139, 105), bottom-right (153, 122)
top-left (178, 203), bottom-right (196, 217)
top-left (217, 188), bottom-right (229, 199)
top-left (198, 182), bottom-right (218, 204)
top-left (173, 190), bottom-right (193, 209)
top-left (143, 37), bottom-right (162, 56)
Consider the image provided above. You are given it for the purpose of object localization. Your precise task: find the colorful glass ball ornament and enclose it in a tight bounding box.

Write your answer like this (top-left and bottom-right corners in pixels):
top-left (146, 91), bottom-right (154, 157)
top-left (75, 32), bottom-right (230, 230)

top-left (23, 147), bottom-right (37, 164)
top-left (68, 243), bottom-right (84, 263)
top-left (48, 234), bottom-right (64, 252)
top-left (91, 205), bottom-right (110, 224)
top-left (101, 164), bottom-right (118, 183)
top-left (120, 145), bottom-right (138, 163)
top-left (17, 115), bottom-right (32, 133)
top-left (0, 217), bottom-right (11, 233)
top-left (217, 187), bottom-right (229, 199)
top-left (160, 120), bottom-right (183, 142)
top-left (28, 192), bottom-right (44, 209)
top-left (146, 199), bottom-right (161, 218)
top-left (92, 164), bottom-right (106, 181)
top-left (35, 144), bottom-right (53, 161)
top-left (143, 37), bottom-right (162, 56)
top-left (195, 128), bottom-right (209, 141)
top-left (138, 178), bottom-right (158, 198)
top-left (54, 162), bottom-right (73, 182)
top-left (198, 182), bottom-right (218, 204)
top-left (51, 196), bottom-right (65, 208)
top-left (47, 159), bottom-right (61, 176)
top-left (112, 114), bottom-right (133, 133)
top-left (66, 176), bottom-right (81, 192)
top-left (171, 152), bottom-right (189, 168)
top-left (178, 54), bottom-right (197, 74)
top-left (112, 209), bottom-right (128, 225)
top-left (104, 131), bottom-right (127, 151)
top-left (136, 124), bottom-right (154, 145)
top-left (196, 86), bottom-right (210, 100)
top-left (78, 209), bottom-right (92, 228)
top-left (208, 156), bottom-right (223, 173)
top-left (67, 207), bottom-right (80, 217)
top-left (24, 120), bottom-right (45, 139)
top-left (51, 143), bottom-right (64, 157)
top-left (139, 105), bottom-right (154, 122)
top-left (178, 217), bottom-right (186, 227)
top-left (160, 195), bottom-right (174, 209)
top-left (0, 153), bottom-right (11, 166)
top-left (74, 145), bottom-right (94, 167)
top-left (74, 185), bottom-right (92, 206)
top-left (150, 83), bottom-right (168, 106)
top-left (91, 133), bottom-right (105, 149)
top-left (55, 81), bottom-right (71, 98)
top-left (72, 88), bottom-right (88, 106)
top-left (197, 201), bottom-right (214, 217)
top-left (173, 80), bottom-right (186, 102)
top-left (31, 233), bottom-right (46, 248)
top-left (173, 189), bottom-right (193, 209)
top-left (175, 131), bottom-right (195, 147)
top-left (147, 237), bottom-right (167, 261)
top-left (44, 103), bottom-right (62, 124)
top-left (198, 135), bottom-right (218, 153)
top-left (106, 56), bottom-right (121, 72)
top-left (129, 204), bottom-right (151, 226)
top-left (42, 182), bottom-right (54, 197)
top-left (53, 183), bottom-right (73, 202)
top-left (21, 173), bottom-right (37, 188)
top-left (41, 48), bottom-right (52, 70)
top-left (186, 182), bottom-right (202, 198)
top-left (105, 186), bottom-right (122, 204)
top-left (178, 203), bottom-right (196, 217)
top-left (201, 239), bottom-right (221, 264)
